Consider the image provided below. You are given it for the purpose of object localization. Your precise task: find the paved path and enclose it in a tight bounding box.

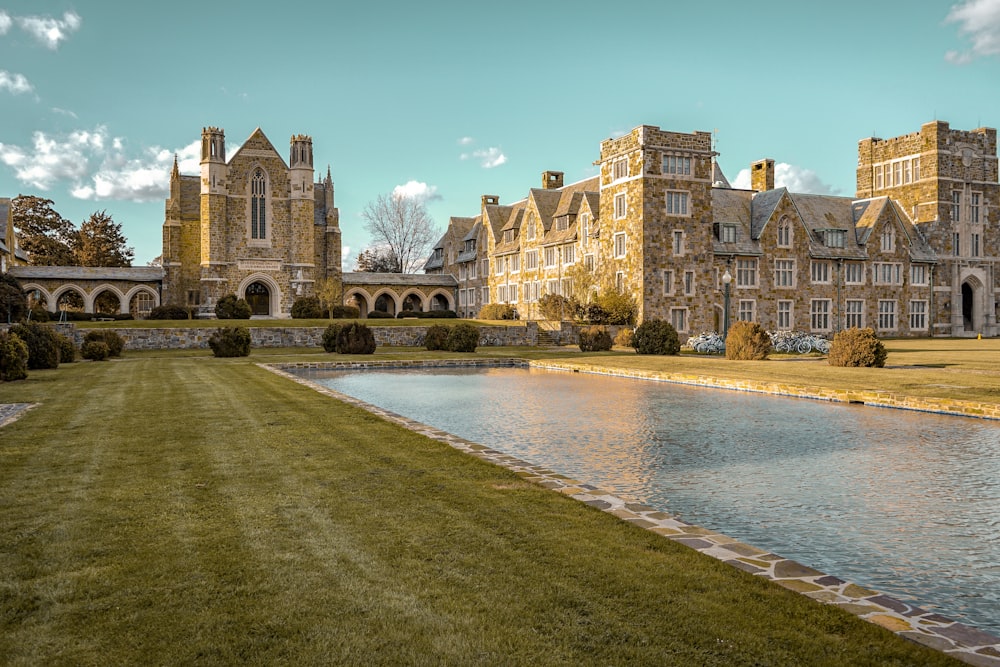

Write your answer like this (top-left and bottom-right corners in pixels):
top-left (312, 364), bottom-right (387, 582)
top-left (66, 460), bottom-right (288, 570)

top-left (0, 403), bottom-right (35, 428)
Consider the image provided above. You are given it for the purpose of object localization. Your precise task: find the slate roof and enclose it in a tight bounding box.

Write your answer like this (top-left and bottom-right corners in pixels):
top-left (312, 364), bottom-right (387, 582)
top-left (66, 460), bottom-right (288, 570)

top-left (10, 266), bottom-right (165, 281)
top-left (711, 188), bottom-right (759, 256)
top-left (343, 272), bottom-right (457, 287)
top-left (456, 219), bottom-right (482, 263)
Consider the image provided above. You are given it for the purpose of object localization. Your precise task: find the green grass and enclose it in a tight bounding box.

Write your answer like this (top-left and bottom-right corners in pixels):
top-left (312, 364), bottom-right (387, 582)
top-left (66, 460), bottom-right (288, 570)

top-left (78, 317), bottom-right (528, 329)
top-left (0, 349), bottom-right (963, 665)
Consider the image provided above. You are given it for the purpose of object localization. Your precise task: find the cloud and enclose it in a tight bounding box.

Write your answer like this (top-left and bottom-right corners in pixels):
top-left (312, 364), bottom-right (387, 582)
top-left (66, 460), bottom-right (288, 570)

top-left (16, 11), bottom-right (81, 49)
top-left (731, 163), bottom-right (840, 195)
top-left (0, 70), bottom-right (33, 95)
top-left (944, 0), bottom-right (1000, 63)
top-left (458, 137), bottom-right (507, 168)
top-left (458, 136), bottom-right (474, 145)
top-left (392, 180), bottom-right (441, 202)
top-left (52, 107), bottom-right (78, 119)
top-left (0, 11), bottom-right (11, 34)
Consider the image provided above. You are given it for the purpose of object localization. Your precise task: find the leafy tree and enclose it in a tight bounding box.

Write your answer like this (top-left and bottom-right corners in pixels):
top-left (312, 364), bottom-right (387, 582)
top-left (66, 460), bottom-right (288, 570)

top-left (0, 273), bottom-right (28, 323)
top-left (75, 210), bottom-right (134, 267)
top-left (11, 195), bottom-right (77, 265)
top-left (361, 193), bottom-right (438, 273)
top-left (355, 246), bottom-right (401, 272)
top-left (314, 277), bottom-right (344, 320)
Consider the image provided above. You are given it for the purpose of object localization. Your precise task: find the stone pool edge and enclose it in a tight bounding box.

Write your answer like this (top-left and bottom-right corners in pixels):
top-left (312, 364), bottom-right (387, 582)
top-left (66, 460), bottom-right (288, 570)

top-left (264, 359), bottom-right (1000, 666)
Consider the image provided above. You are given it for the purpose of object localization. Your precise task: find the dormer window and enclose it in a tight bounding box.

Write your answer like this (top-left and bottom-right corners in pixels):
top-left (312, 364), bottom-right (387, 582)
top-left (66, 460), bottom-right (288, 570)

top-left (555, 217), bottom-right (569, 232)
top-left (824, 229), bottom-right (846, 248)
top-left (503, 229), bottom-right (515, 244)
top-left (720, 224), bottom-right (737, 243)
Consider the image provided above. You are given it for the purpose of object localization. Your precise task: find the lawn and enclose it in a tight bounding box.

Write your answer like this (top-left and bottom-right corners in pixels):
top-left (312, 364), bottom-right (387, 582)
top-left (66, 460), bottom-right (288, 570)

top-left (0, 345), bottom-right (973, 665)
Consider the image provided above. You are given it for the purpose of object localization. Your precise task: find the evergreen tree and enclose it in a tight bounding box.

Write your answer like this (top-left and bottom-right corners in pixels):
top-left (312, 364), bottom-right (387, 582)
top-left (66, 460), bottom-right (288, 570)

top-left (75, 210), bottom-right (134, 267)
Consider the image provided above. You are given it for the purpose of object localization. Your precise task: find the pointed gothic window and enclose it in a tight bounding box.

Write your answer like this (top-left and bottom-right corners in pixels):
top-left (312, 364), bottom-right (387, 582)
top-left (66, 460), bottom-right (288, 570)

top-left (251, 169), bottom-right (267, 239)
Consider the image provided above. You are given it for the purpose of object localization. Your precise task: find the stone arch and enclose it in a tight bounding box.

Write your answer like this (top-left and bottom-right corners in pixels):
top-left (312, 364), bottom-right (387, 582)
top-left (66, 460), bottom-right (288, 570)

top-left (371, 288), bottom-right (400, 316)
top-left (399, 289), bottom-right (426, 313)
top-left (959, 271), bottom-right (987, 334)
top-left (126, 285), bottom-right (160, 318)
top-left (52, 284), bottom-right (87, 313)
top-left (237, 273), bottom-right (283, 318)
top-left (20, 284), bottom-right (54, 312)
top-left (427, 288), bottom-right (454, 312)
top-left (344, 287), bottom-right (372, 317)
top-left (90, 284), bottom-right (128, 315)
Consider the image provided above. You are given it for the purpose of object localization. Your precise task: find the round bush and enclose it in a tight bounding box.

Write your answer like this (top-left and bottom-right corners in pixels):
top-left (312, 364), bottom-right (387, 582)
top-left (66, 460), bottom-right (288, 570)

top-left (56, 333), bottom-right (76, 363)
top-left (366, 310), bottom-right (394, 319)
top-left (424, 324), bottom-right (450, 351)
top-left (9, 322), bottom-right (61, 369)
top-left (631, 319), bottom-right (680, 355)
top-left (208, 326), bottom-right (251, 357)
top-left (291, 296), bottom-right (323, 319)
top-left (593, 291), bottom-right (638, 326)
top-left (828, 327), bottom-right (887, 368)
top-left (578, 326), bottom-right (613, 352)
top-left (321, 323), bottom-right (342, 352)
top-left (81, 339), bottom-right (110, 361)
top-left (0, 331), bottom-right (29, 381)
top-left (725, 320), bottom-right (771, 361)
top-left (336, 322), bottom-right (376, 354)
top-left (446, 323), bottom-right (479, 353)
top-left (148, 304), bottom-right (192, 320)
top-left (215, 294), bottom-right (252, 320)
top-left (84, 329), bottom-right (124, 358)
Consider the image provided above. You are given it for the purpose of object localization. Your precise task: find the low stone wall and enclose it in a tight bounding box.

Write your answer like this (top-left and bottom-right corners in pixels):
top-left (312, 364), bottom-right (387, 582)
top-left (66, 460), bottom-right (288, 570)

top-left (50, 322), bottom-right (538, 351)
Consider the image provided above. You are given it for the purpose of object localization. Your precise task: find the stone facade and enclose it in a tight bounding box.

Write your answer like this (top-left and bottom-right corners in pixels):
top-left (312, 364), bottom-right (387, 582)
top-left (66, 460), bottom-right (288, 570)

top-left (428, 120), bottom-right (1000, 337)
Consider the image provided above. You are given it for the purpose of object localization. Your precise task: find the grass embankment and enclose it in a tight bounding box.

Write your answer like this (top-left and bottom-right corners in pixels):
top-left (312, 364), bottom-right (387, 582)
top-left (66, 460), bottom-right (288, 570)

top-left (0, 350), bottom-right (960, 665)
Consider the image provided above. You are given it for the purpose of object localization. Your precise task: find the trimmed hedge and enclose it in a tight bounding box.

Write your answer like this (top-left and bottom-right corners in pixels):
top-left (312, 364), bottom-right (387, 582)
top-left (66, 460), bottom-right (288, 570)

top-left (208, 326), bottom-right (251, 357)
top-left (632, 319), bottom-right (680, 355)
top-left (148, 304), bottom-right (193, 320)
top-left (81, 339), bottom-right (110, 361)
top-left (330, 305), bottom-right (361, 319)
top-left (828, 327), bottom-right (887, 368)
top-left (446, 323), bottom-right (479, 353)
top-left (396, 310), bottom-right (457, 319)
top-left (0, 330), bottom-right (28, 381)
top-left (336, 322), bottom-right (377, 354)
top-left (578, 326), bottom-right (612, 352)
top-left (478, 304), bottom-right (516, 320)
top-left (9, 322), bottom-right (61, 369)
top-left (366, 311), bottom-right (394, 319)
top-left (725, 321), bottom-right (771, 361)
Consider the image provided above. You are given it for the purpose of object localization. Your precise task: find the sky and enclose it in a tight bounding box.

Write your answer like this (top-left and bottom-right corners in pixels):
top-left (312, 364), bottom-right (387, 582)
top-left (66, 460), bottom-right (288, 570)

top-left (1, 0), bottom-right (999, 267)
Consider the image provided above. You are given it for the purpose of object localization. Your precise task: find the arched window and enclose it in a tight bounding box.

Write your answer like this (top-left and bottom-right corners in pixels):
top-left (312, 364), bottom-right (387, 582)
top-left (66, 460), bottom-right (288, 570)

top-left (881, 226), bottom-right (895, 253)
top-left (777, 218), bottom-right (792, 248)
top-left (251, 168), bottom-right (267, 240)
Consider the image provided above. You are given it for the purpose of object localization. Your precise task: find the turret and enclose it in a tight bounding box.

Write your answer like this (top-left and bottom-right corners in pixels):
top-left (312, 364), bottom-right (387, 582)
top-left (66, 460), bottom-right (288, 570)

top-left (200, 127), bottom-right (227, 195)
top-left (289, 134), bottom-right (314, 200)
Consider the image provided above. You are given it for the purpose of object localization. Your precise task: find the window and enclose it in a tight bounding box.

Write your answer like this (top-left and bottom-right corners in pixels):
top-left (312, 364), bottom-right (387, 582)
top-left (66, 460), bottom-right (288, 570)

top-left (525, 250), bottom-right (538, 270)
top-left (909, 300), bottom-right (927, 330)
top-left (972, 233), bottom-right (981, 257)
top-left (498, 285), bottom-right (507, 303)
top-left (561, 278), bottom-right (572, 296)
top-left (469, 261), bottom-right (477, 279)
top-left (878, 300), bottom-right (897, 330)
top-left (555, 217), bottom-right (569, 232)
top-left (615, 271), bottom-right (624, 293)
top-left (880, 226), bottom-right (895, 253)
top-left (913, 157), bottom-right (920, 181)
top-left (509, 284), bottom-right (518, 304)
top-left (662, 155), bottom-right (692, 175)
top-left (186, 289), bottom-right (201, 306)
top-left (614, 232), bottom-right (626, 258)
top-left (971, 192), bottom-right (981, 223)
top-left (482, 287), bottom-right (489, 304)
top-left (547, 279), bottom-right (560, 295)
top-left (458, 289), bottom-right (467, 307)
top-left (503, 229), bottom-right (515, 244)
top-left (774, 259), bottom-right (795, 288)
top-left (670, 308), bottom-right (688, 333)
top-left (584, 254), bottom-right (595, 272)
top-left (777, 300), bottom-right (793, 330)
top-left (873, 262), bottom-right (902, 285)
top-left (614, 193), bottom-right (626, 219)
top-left (844, 262), bottom-right (864, 285)
top-left (250, 168), bottom-right (267, 240)
top-left (810, 299), bottom-right (831, 331)
top-left (825, 229), bottom-right (846, 248)
top-left (875, 165), bottom-right (883, 190)
top-left (509, 254), bottom-right (520, 273)
top-left (526, 217), bottom-right (536, 240)
top-left (720, 224), bottom-right (737, 243)
top-left (953, 232), bottom-right (961, 257)
top-left (665, 191), bottom-right (689, 216)
top-left (482, 259), bottom-right (489, 276)
top-left (580, 213), bottom-right (590, 243)
top-left (903, 159), bottom-right (911, 184)
top-left (544, 247), bottom-right (557, 268)
top-left (777, 218), bottom-right (792, 247)
top-left (562, 245), bottom-right (575, 264)
top-left (910, 264), bottom-right (927, 286)
top-left (893, 161), bottom-right (902, 187)
top-left (459, 264), bottom-right (466, 281)
top-left (952, 191), bottom-right (962, 221)
top-left (684, 271), bottom-right (695, 296)
top-left (736, 258), bottom-right (757, 288)
top-left (613, 159), bottom-right (628, 180)
top-left (672, 230), bottom-right (684, 256)
top-left (810, 260), bottom-right (830, 284)
top-left (662, 270), bottom-right (674, 296)
top-left (738, 299), bottom-right (755, 322)
top-left (496, 257), bottom-right (504, 275)
top-left (846, 299), bottom-right (865, 329)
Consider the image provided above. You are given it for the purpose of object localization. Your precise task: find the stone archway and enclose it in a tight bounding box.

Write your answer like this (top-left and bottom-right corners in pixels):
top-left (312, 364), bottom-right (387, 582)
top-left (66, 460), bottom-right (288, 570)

top-left (246, 281), bottom-right (270, 316)
top-left (374, 293), bottom-right (396, 315)
top-left (962, 282), bottom-right (974, 332)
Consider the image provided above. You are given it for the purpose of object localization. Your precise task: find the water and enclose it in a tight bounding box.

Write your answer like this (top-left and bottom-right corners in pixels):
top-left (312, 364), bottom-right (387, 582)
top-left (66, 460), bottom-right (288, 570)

top-left (299, 366), bottom-right (1000, 635)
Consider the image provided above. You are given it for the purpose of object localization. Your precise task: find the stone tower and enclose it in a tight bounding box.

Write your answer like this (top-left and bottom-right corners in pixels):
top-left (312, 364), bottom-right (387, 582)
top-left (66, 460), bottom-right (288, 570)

top-left (200, 127), bottom-right (228, 267)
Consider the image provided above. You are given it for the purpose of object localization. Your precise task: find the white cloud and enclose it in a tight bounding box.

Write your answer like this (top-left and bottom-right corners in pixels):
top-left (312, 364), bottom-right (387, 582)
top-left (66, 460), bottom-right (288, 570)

top-left (0, 70), bottom-right (33, 95)
top-left (458, 136), bottom-right (474, 145)
top-left (731, 163), bottom-right (840, 195)
top-left (392, 180), bottom-right (441, 202)
top-left (0, 11), bottom-right (12, 34)
top-left (16, 11), bottom-right (82, 50)
top-left (945, 0), bottom-right (1000, 63)
top-left (472, 147), bottom-right (506, 169)
top-left (52, 107), bottom-right (78, 119)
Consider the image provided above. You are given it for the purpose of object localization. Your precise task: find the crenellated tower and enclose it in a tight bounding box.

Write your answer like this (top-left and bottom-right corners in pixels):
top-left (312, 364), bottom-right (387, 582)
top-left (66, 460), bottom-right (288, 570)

top-left (200, 127), bottom-right (228, 266)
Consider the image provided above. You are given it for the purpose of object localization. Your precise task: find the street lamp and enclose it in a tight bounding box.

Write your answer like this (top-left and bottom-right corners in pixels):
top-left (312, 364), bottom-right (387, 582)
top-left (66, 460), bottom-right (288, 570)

top-left (721, 267), bottom-right (732, 338)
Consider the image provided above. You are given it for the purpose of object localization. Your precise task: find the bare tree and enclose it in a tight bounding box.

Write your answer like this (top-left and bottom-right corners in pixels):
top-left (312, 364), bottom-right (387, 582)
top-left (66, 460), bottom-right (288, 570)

top-left (360, 193), bottom-right (438, 273)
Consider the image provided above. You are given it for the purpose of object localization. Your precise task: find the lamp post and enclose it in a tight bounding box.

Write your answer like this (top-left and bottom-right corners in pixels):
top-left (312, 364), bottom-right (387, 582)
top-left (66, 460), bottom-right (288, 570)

top-left (722, 267), bottom-right (732, 338)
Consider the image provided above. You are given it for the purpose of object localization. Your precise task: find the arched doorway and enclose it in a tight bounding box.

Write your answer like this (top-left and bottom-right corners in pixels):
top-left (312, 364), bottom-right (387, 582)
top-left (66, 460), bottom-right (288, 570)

top-left (246, 281), bottom-right (270, 316)
top-left (374, 294), bottom-right (396, 316)
top-left (430, 294), bottom-right (450, 311)
top-left (402, 294), bottom-right (423, 313)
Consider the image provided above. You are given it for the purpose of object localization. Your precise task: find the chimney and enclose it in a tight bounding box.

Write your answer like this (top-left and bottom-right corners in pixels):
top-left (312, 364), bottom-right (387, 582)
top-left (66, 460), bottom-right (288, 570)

top-left (542, 171), bottom-right (564, 189)
top-left (751, 159), bottom-right (775, 192)
top-left (481, 194), bottom-right (499, 208)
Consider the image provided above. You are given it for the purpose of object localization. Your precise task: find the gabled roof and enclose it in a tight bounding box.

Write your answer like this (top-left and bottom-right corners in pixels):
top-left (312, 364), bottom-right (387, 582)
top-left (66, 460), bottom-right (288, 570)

top-left (229, 127), bottom-right (287, 169)
top-left (456, 219), bottom-right (482, 264)
top-left (750, 187), bottom-right (787, 238)
top-left (712, 161), bottom-right (732, 188)
top-left (712, 188), bottom-right (759, 255)
top-left (789, 193), bottom-right (868, 260)
top-left (853, 197), bottom-right (936, 262)
top-left (528, 188), bottom-right (562, 231)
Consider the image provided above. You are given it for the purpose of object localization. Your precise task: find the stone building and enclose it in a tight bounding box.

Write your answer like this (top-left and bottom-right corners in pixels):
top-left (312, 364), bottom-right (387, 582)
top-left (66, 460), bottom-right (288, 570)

top-left (428, 120), bottom-right (999, 337)
top-left (0, 198), bottom-right (28, 273)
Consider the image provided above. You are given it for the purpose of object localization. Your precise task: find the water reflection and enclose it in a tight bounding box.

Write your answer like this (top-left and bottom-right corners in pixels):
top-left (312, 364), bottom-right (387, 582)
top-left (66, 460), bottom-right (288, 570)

top-left (303, 366), bottom-right (1000, 635)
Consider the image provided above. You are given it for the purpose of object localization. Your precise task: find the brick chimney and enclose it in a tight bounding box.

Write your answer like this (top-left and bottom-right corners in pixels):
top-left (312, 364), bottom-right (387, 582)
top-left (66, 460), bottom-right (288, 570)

top-left (751, 159), bottom-right (775, 192)
top-left (542, 171), bottom-right (564, 189)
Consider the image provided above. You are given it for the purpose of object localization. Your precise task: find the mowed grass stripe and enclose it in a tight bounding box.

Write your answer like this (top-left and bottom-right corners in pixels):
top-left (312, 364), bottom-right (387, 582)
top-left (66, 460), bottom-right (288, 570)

top-left (0, 355), bottom-right (959, 665)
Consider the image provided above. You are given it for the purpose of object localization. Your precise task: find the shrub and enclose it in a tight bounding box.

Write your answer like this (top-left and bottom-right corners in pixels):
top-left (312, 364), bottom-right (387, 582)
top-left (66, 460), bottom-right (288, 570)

top-left (614, 328), bottom-right (634, 348)
top-left (215, 294), bottom-right (252, 320)
top-left (208, 326), bottom-right (251, 357)
top-left (0, 273), bottom-right (28, 324)
top-left (446, 323), bottom-right (479, 353)
top-left (593, 290), bottom-right (637, 326)
top-left (580, 302), bottom-right (610, 324)
top-left (9, 322), bottom-right (61, 369)
top-left (329, 305), bottom-right (361, 319)
top-left (81, 339), bottom-right (110, 361)
top-left (399, 310), bottom-right (458, 319)
top-left (336, 322), bottom-right (376, 354)
top-left (291, 295), bottom-right (323, 319)
top-left (148, 304), bottom-right (192, 320)
top-left (29, 305), bottom-right (51, 322)
top-left (0, 331), bottom-right (28, 381)
top-left (321, 324), bottom-right (342, 352)
top-left (578, 326), bottom-right (613, 352)
top-left (538, 294), bottom-right (574, 321)
top-left (478, 304), bottom-right (516, 320)
top-left (56, 334), bottom-right (76, 363)
top-left (366, 310), bottom-right (394, 319)
top-left (84, 329), bottom-right (124, 358)
top-left (424, 324), bottom-right (450, 351)
top-left (632, 319), bottom-right (680, 355)
top-left (828, 327), bottom-right (887, 368)
top-left (725, 320), bottom-right (771, 361)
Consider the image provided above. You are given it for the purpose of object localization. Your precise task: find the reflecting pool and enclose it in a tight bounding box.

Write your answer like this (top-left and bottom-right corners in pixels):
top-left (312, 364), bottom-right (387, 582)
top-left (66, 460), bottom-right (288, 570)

top-left (301, 366), bottom-right (1000, 635)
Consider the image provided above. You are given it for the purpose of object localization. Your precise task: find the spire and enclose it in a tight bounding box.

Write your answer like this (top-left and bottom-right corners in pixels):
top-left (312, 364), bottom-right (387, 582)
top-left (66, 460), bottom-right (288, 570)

top-left (171, 153), bottom-right (179, 179)
top-left (325, 165), bottom-right (332, 185)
